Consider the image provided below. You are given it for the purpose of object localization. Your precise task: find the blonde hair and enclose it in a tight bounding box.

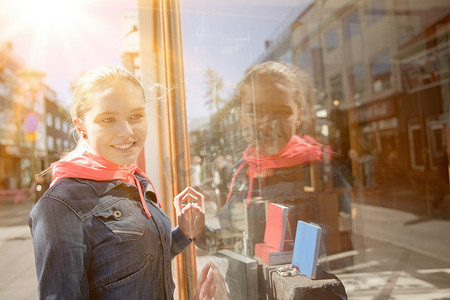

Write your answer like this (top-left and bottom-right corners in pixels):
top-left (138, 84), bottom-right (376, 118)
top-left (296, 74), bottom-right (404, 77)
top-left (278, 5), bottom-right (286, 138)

top-left (64, 65), bottom-right (144, 161)
top-left (71, 64), bottom-right (143, 121)
top-left (238, 61), bottom-right (315, 134)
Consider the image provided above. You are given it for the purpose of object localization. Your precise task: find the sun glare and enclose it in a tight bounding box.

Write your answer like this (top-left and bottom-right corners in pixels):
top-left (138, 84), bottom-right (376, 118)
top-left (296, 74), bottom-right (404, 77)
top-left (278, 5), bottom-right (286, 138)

top-left (5, 0), bottom-right (103, 69)
top-left (12, 0), bottom-right (85, 29)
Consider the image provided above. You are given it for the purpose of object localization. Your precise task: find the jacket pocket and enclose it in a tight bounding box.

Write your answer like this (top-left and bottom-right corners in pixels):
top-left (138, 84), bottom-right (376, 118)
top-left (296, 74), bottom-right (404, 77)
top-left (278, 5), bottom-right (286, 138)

top-left (90, 250), bottom-right (154, 294)
top-left (93, 199), bottom-right (145, 241)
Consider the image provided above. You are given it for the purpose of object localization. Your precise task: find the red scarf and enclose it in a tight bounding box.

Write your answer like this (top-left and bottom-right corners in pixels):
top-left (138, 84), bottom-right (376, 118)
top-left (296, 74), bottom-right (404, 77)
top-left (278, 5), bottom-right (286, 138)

top-left (51, 151), bottom-right (160, 218)
top-left (226, 135), bottom-right (323, 206)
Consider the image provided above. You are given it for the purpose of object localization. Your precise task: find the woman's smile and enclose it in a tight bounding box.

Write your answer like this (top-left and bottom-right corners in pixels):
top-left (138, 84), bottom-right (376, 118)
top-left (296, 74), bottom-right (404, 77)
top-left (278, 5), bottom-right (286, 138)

top-left (111, 141), bottom-right (136, 151)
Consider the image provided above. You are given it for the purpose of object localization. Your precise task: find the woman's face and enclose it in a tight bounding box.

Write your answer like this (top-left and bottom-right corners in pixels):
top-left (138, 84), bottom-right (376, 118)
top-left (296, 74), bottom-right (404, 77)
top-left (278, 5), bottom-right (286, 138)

top-left (240, 77), bottom-right (300, 156)
top-left (79, 81), bottom-right (147, 166)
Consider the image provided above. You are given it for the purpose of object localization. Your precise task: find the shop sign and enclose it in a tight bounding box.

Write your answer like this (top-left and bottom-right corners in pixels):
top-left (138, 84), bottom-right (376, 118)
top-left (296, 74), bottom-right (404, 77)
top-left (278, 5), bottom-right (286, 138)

top-left (349, 99), bottom-right (396, 124)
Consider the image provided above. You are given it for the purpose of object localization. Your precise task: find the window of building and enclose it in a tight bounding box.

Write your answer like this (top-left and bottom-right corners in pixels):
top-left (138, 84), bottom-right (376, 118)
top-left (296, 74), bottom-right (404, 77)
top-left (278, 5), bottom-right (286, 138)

top-left (344, 10), bottom-right (360, 40)
top-left (47, 135), bottom-right (54, 150)
top-left (325, 26), bottom-right (339, 51)
top-left (55, 116), bottom-right (61, 130)
top-left (370, 49), bottom-right (393, 93)
top-left (47, 112), bottom-right (53, 127)
top-left (279, 50), bottom-right (292, 63)
top-left (311, 41), bottom-right (325, 89)
top-left (62, 121), bottom-right (68, 133)
top-left (56, 138), bottom-right (62, 152)
top-left (349, 62), bottom-right (366, 100)
top-left (366, 0), bottom-right (386, 25)
top-left (298, 50), bottom-right (308, 69)
top-left (0, 81), bottom-right (9, 98)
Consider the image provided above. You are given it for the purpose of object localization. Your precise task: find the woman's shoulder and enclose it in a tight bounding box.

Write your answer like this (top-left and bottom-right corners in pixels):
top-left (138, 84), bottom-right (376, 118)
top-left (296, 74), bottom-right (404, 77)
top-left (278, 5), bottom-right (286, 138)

top-left (34, 178), bottom-right (104, 212)
top-left (46, 178), bottom-right (99, 198)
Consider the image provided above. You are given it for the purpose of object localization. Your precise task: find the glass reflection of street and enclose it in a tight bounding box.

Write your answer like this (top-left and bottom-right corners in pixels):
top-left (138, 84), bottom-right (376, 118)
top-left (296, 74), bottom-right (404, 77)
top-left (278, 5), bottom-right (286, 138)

top-left (197, 200), bottom-right (450, 299)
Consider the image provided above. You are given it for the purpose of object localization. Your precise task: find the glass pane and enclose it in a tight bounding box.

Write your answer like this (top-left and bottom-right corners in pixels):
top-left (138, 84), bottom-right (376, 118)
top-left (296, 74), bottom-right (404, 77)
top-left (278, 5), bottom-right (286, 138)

top-left (181, 1), bottom-right (450, 299)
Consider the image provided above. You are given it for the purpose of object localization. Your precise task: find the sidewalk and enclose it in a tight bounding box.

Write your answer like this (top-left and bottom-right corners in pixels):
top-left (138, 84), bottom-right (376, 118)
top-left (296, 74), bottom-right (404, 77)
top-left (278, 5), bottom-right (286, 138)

top-left (0, 200), bottom-right (449, 299)
top-left (352, 202), bottom-right (450, 263)
top-left (0, 202), bottom-right (37, 300)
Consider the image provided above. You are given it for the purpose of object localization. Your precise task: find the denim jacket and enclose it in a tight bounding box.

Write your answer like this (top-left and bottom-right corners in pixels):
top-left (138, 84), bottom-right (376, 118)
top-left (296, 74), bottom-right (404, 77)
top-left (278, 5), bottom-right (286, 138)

top-left (28, 173), bottom-right (191, 300)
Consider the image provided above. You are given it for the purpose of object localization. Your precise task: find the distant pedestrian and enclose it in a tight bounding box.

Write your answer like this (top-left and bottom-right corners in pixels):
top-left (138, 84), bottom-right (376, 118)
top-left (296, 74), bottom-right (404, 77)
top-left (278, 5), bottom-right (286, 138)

top-left (28, 173), bottom-right (50, 204)
top-left (192, 156), bottom-right (203, 188)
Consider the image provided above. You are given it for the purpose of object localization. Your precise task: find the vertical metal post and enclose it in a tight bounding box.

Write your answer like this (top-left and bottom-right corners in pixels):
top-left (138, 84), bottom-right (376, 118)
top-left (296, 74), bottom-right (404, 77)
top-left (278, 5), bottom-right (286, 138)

top-left (138, 0), bottom-right (197, 299)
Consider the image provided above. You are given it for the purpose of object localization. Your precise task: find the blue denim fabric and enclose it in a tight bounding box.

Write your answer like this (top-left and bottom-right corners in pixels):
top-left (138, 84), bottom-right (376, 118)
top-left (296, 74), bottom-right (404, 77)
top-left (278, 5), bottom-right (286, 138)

top-left (28, 174), bottom-right (191, 300)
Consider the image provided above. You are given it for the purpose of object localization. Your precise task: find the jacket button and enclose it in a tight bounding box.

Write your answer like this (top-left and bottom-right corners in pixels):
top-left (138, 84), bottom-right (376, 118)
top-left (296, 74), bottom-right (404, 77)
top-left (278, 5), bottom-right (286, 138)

top-left (113, 210), bottom-right (122, 218)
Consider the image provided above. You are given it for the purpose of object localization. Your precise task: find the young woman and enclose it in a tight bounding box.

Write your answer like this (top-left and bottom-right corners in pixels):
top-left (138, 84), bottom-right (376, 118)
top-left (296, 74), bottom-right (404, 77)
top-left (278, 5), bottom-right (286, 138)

top-left (28, 65), bottom-right (215, 299)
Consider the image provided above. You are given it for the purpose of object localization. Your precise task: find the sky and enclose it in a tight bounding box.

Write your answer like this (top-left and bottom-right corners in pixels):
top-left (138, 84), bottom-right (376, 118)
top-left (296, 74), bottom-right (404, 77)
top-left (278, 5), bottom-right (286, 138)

top-left (0, 0), bottom-right (138, 107)
top-left (0, 0), bottom-right (311, 120)
top-left (180, 1), bottom-right (311, 121)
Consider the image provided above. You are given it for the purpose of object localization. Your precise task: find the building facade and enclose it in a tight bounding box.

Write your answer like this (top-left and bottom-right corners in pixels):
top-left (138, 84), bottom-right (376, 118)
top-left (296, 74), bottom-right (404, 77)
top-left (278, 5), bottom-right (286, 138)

top-left (0, 43), bottom-right (74, 191)
top-left (251, 0), bottom-right (450, 218)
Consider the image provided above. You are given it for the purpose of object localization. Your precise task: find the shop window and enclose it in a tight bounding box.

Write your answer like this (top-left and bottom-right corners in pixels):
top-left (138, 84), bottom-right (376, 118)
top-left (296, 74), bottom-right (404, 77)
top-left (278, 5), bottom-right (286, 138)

top-left (427, 117), bottom-right (447, 171)
top-left (344, 10), bottom-right (360, 40)
top-left (402, 45), bottom-right (448, 93)
top-left (408, 120), bottom-right (426, 171)
top-left (370, 49), bottom-right (393, 93)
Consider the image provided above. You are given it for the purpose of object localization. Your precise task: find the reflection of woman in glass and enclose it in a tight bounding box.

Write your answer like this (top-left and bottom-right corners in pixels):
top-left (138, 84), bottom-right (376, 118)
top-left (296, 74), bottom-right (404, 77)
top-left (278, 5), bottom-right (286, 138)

top-left (220, 61), bottom-right (322, 249)
top-left (199, 61), bottom-right (349, 299)
top-left (223, 62), bottom-right (350, 251)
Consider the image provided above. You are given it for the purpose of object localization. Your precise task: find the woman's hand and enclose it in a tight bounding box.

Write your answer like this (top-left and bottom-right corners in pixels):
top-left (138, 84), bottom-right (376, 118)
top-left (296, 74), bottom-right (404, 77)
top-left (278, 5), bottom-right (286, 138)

top-left (193, 263), bottom-right (216, 300)
top-left (174, 186), bottom-right (205, 240)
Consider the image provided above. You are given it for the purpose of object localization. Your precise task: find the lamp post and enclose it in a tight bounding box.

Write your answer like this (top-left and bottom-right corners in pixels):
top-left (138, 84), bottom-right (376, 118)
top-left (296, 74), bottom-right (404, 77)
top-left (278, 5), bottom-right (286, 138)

top-left (17, 70), bottom-right (45, 182)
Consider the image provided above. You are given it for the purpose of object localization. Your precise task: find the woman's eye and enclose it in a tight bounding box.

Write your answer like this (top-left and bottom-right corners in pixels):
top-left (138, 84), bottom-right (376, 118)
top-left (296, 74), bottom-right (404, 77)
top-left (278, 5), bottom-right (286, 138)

top-left (131, 114), bottom-right (144, 120)
top-left (102, 117), bottom-right (115, 122)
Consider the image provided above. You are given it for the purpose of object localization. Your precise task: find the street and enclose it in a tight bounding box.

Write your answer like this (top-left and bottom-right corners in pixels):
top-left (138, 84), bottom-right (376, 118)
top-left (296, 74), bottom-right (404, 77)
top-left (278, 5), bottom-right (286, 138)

top-left (1, 200), bottom-right (450, 299)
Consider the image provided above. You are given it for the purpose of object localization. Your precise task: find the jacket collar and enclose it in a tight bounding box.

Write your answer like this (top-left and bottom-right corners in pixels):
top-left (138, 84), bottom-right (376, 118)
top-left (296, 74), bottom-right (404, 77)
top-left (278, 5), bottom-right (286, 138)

top-left (72, 172), bottom-right (156, 199)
